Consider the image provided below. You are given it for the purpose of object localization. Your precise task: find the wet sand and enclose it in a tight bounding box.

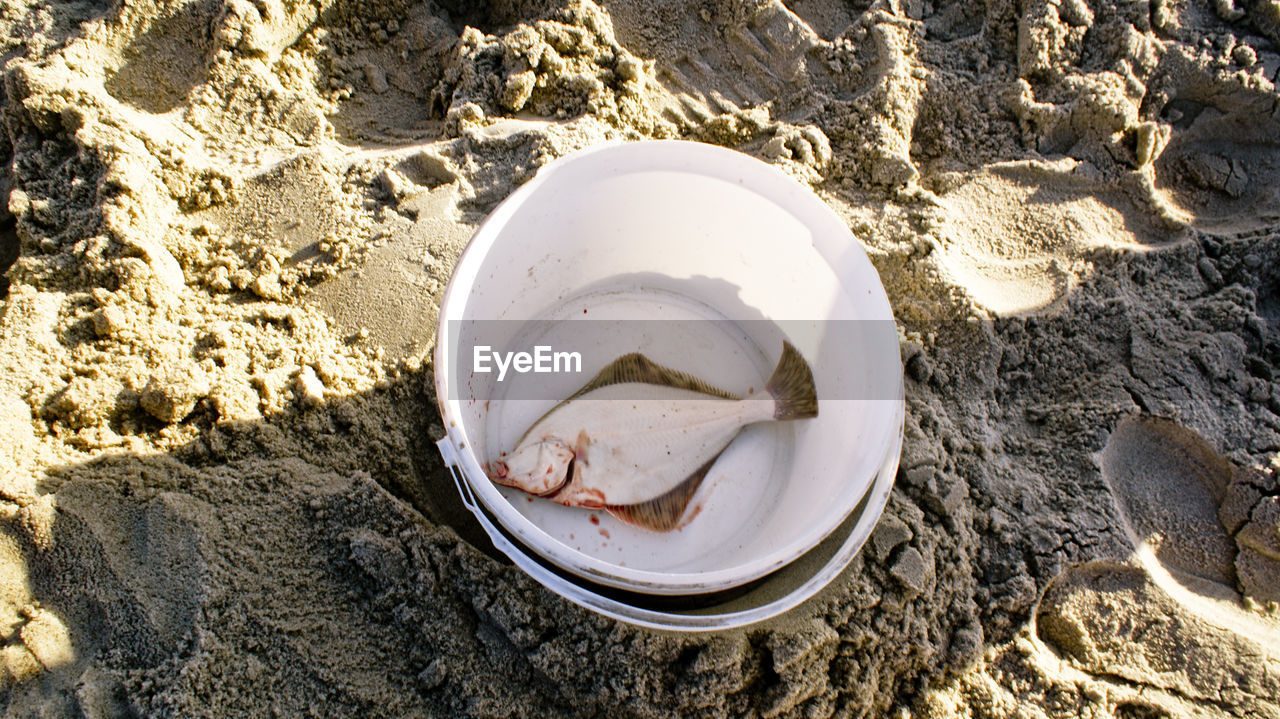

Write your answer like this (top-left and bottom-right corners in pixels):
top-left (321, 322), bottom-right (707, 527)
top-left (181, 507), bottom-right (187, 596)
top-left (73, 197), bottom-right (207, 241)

top-left (0, 0), bottom-right (1278, 716)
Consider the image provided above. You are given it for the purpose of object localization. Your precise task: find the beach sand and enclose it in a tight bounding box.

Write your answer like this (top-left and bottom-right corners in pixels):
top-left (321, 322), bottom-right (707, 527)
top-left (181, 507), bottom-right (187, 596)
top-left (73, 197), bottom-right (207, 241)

top-left (1, 0), bottom-right (1279, 716)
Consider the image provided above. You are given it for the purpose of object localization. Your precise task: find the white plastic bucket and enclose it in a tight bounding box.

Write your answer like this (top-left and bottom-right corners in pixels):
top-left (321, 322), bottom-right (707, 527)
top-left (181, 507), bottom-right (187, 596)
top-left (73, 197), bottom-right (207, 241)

top-left (433, 140), bottom-right (904, 630)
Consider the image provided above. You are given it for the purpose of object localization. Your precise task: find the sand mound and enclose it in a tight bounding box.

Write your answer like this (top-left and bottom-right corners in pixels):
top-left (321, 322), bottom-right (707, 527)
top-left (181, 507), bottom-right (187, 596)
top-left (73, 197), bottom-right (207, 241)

top-left (0, 0), bottom-right (1278, 716)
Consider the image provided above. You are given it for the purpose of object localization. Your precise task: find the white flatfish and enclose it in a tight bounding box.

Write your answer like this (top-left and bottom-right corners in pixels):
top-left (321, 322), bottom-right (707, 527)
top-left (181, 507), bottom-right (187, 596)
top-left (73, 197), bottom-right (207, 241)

top-left (490, 342), bottom-right (818, 531)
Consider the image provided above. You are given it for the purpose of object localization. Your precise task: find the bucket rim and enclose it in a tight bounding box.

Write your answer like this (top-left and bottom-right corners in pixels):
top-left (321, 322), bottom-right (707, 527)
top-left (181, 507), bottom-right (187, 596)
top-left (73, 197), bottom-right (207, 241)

top-left (432, 139), bottom-right (904, 595)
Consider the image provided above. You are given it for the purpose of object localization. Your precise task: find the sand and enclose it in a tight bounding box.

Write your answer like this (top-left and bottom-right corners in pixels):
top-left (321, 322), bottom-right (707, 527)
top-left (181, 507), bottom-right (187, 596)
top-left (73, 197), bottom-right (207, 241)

top-left (0, 0), bottom-right (1278, 716)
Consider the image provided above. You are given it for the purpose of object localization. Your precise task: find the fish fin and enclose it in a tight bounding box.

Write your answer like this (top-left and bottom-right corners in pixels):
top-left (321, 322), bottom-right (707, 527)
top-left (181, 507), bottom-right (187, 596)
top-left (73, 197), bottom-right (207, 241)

top-left (567, 353), bottom-right (741, 401)
top-left (767, 341), bottom-right (819, 420)
top-left (606, 455), bottom-right (717, 532)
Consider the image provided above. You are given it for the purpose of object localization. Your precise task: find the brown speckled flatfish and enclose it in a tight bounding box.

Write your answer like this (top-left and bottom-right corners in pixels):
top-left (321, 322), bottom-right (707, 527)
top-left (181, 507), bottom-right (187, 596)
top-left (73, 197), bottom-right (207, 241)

top-left (489, 341), bottom-right (818, 531)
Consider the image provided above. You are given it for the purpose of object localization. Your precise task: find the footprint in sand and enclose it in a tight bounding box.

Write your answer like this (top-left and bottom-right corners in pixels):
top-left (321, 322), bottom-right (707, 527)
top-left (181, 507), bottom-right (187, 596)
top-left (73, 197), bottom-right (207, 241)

top-left (1097, 416), bottom-right (1280, 608)
top-left (1033, 416), bottom-right (1280, 716)
top-left (930, 163), bottom-right (1170, 316)
top-left (1152, 59), bottom-right (1280, 234)
top-left (1100, 416), bottom-right (1238, 588)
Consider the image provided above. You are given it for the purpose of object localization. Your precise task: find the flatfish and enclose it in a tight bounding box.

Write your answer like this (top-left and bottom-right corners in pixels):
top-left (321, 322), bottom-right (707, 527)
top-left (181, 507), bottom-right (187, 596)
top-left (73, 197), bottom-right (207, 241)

top-left (489, 341), bottom-right (818, 531)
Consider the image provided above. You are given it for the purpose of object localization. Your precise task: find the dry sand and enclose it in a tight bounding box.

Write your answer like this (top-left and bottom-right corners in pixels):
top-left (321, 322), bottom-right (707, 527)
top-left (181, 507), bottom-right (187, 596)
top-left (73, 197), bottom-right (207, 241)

top-left (1, 0), bottom-right (1279, 716)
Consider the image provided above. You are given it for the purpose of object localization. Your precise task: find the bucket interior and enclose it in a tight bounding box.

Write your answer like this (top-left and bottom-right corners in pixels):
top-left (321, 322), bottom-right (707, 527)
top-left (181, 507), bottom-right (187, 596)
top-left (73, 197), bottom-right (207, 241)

top-left (438, 142), bottom-right (902, 592)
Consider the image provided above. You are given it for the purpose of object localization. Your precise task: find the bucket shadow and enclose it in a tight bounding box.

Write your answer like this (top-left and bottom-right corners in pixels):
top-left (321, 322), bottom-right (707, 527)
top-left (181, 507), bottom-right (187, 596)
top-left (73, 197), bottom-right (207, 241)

top-left (4, 359), bottom-right (952, 718)
top-left (4, 276), bottom-right (917, 717)
top-left (3, 366), bottom-right (536, 715)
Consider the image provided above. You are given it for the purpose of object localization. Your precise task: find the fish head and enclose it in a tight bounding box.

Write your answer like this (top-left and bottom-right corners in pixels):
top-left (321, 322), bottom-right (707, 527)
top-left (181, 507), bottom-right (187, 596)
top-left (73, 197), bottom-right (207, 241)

top-left (489, 438), bottom-right (576, 496)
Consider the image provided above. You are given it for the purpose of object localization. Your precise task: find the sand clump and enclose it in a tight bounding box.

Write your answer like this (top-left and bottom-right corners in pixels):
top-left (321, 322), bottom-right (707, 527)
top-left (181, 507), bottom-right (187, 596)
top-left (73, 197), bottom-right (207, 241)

top-left (0, 0), bottom-right (1278, 717)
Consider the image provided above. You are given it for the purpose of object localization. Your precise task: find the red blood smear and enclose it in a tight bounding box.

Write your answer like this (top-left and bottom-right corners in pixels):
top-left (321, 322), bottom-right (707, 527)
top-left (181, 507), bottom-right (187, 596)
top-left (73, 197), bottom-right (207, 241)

top-left (677, 503), bottom-right (704, 531)
top-left (484, 400), bottom-right (490, 410)
top-left (748, 387), bottom-right (754, 394)
top-left (599, 528), bottom-right (610, 539)
top-left (583, 309), bottom-right (588, 314)
top-left (589, 515), bottom-right (600, 525)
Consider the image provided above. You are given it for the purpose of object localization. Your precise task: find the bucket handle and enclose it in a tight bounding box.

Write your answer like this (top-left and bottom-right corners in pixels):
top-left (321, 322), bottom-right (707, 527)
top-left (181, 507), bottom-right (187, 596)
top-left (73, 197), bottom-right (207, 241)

top-left (435, 436), bottom-right (547, 567)
top-left (436, 437), bottom-right (481, 514)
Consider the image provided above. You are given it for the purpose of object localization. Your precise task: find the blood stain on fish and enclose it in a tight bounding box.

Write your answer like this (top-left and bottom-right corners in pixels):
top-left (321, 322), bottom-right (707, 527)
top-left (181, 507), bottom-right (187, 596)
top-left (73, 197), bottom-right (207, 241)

top-left (599, 528), bottom-right (610, 539)
top-left (589, 515), bottom-right (600, 525)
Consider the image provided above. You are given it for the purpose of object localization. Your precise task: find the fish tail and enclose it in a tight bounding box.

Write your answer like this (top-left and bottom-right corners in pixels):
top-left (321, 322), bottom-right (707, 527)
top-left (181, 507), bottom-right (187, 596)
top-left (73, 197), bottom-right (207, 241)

top-left (767, 341), bottom-right (818, 420)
